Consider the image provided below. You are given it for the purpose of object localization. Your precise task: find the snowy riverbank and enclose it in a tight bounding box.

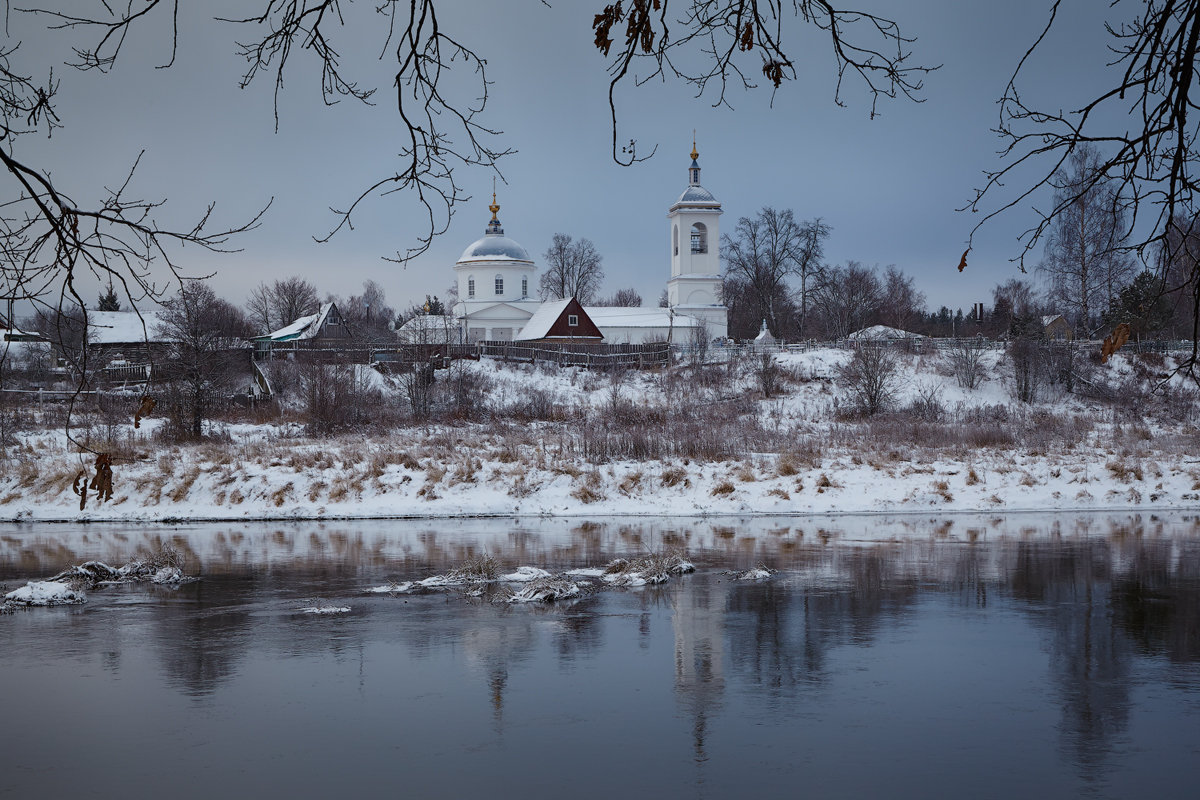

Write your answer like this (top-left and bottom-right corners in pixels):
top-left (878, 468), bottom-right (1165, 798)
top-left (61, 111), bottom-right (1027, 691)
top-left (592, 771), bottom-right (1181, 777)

top-left (3, 348), bottom-right (1198, 522)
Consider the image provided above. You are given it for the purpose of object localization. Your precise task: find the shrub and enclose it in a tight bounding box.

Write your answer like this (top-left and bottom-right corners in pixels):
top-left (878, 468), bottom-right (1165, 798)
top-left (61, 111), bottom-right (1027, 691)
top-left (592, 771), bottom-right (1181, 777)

top-left (947, 338), bottom-right (988, 390)
top-left (840, 344), bottom-right (898, 415)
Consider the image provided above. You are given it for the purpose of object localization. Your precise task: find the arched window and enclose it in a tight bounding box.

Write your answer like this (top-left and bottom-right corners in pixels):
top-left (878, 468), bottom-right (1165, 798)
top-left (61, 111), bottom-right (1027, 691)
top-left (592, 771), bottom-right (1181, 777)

top-left (495, 275), bottom-right (504, 295)
top-left (690, 222), bottom-right (708, 254)
top-left (467, 276), bottom-right (475, 298)
top-left (673, 224), bottom-right (679, 256)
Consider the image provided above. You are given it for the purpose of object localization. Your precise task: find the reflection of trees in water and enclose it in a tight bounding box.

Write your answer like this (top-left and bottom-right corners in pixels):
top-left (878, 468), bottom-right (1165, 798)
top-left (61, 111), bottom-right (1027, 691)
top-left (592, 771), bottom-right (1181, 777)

top-left (1111, 536), bottom-right (1200, 666)
top-left (154, 580), bottom-right (252, 697)
top-left (723, 549), bottom-right (920, 698)
top-left (1005, 539), bottom-right (1134, 780)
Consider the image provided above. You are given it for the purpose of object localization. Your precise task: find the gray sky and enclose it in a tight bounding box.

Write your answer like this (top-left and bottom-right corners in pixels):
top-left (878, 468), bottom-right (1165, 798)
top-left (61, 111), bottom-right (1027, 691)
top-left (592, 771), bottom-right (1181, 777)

top-left (10, 0), bottom-right (1122, 318)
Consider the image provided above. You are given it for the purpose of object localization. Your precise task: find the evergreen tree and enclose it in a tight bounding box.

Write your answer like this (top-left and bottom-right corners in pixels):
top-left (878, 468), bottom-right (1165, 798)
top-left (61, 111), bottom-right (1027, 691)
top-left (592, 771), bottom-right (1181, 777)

top-left (97, 282), bottom-right (121, 312)
top-left (1105, 271), bottom-right (1172, 339)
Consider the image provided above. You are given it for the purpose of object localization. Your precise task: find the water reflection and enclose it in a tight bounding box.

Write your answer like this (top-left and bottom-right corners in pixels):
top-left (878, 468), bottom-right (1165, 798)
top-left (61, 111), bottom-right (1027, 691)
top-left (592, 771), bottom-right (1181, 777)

top-left (2, 514), bottom-right (1199, 797)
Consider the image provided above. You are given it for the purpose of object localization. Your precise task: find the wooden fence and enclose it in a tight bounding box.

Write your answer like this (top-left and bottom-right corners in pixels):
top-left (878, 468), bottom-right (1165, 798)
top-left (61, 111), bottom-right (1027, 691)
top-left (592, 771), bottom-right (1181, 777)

top-left (478, 340), bottom-right (671, 369)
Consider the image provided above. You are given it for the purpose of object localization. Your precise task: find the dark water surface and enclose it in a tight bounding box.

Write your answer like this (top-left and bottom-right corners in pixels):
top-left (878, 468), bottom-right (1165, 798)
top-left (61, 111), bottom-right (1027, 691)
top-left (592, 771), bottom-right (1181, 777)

top-left (1, 514), bottom-right (1199, 799)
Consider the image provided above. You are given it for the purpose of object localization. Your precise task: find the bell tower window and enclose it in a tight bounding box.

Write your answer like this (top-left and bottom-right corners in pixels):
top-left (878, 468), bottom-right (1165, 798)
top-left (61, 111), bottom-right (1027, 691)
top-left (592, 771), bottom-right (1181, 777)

top-left (522, 277), bottom-right (528, 297)
top-left (495, 275), bottom-right (504, 296)
top-left (690, 222), bottom-right (708, 254)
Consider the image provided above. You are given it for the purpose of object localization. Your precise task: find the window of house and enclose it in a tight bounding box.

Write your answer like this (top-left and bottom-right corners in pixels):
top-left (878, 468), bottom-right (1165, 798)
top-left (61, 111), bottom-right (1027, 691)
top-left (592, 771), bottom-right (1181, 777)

top-left (495, 275), bottom-right (504, 295)
top-left (568, 314), bottom-right (578, 327)
top-left (468, 277), bottom-right (475, 298)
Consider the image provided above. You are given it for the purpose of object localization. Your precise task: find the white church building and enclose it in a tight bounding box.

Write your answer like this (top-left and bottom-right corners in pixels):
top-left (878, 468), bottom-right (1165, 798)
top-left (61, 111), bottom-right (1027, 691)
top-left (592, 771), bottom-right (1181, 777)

top-left (443, 144), bottom-right (728, 345)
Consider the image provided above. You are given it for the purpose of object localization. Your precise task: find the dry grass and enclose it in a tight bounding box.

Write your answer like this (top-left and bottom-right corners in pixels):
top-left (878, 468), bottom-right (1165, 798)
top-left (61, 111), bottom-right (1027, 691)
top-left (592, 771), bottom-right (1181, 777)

top-left (270, 482), bottom-right (294, 507)
top-left (618, 470), bottom-right (644, 495)
top-left (711, 480), bottom-right (735, 497)
top-left (167, 467), bottom-right (201, 502)
top-left (661, 466), bottom-right (689, 487)
top-left (1106, 460), bottom-right (1144, 482)
top-left (572, 471), bottom-right (604, 504)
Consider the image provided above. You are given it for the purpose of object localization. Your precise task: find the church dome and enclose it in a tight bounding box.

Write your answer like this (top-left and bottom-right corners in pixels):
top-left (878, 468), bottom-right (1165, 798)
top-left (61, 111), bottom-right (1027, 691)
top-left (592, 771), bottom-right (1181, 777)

top-left (458, 233), bottom-right (531, 263)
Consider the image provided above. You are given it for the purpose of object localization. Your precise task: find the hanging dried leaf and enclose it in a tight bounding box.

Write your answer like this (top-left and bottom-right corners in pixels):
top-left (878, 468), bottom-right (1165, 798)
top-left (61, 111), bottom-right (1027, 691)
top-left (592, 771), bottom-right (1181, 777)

top-left (89, 453), bottom-right (114, 504)
top-left (740, 22), bottom-right (754, 51)
top-left (957, 248), bottom-right (969, 272)
top-left (71, 470), bottom-right (87, 511)
top-left (134, 395), bottom-right (156, 429)
top-left (625, 0), bottom-right (655, 54)
top-left (593, 2), bottom-right (623, 57)
top-left (762, 59), bottom-right (787, 88)
top-left (1101, 322), bottom-right (1132, 363)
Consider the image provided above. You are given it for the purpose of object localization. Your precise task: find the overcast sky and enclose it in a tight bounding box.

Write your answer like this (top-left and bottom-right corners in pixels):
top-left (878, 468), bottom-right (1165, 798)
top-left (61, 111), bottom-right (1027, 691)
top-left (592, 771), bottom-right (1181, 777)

top-left (9, 0), bottom-right (1124, 319)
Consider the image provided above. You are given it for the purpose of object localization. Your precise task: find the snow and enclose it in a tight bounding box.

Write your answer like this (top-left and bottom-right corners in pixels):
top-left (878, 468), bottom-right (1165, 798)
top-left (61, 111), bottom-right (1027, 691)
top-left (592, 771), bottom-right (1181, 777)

top-left (731, 568), bottom-right (775, 581)
top-left (507, 577), bottom-right (582, 603)
top-left (458, 234), bottom-right (532, 263)
top-left (86, 310), bottom-right (169, 345)
top-left (3, 345), bottom-right (1200, 523)
top-left (847, 325), bottom-right (924, 340)
top-left (584, 306), bottom-right (699, 329)
top-left (301, 606), bottom-right (351, 614)
top-left (256, 303), bottom-right (334, 342)
top-left (151, 567), bottom-right (183, 584)
top-left (501, 566), bottom-right (552, 582)
top-left (675, 185), bottom-right (717, 204)
top-left (4, 581), bottom-right (85, 606)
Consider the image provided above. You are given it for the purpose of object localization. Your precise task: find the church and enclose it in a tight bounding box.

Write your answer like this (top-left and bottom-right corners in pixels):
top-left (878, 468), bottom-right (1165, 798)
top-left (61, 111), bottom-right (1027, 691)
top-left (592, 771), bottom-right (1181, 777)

top-left (440, 144), bottom-right (728, 345)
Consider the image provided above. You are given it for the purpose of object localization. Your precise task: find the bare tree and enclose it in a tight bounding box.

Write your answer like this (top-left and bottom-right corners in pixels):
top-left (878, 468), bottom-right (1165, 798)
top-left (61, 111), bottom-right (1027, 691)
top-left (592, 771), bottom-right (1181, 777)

top-left (341, 280), bottom-right (396, 342)
top-left (966, 2), bottom-right (1200, 377)
top-left (879, 265), bottom-right (926, 332)
top-left (246, 277), bottom-right (321, 334)
top-left (990, 278), bottom-right (1041, 338)
top-left (1038, 145), bottom-right (1135, 335)
top-left (812, 261), bottom-right (881, 339)
top-left (839, 343), bottom-right (897, 415)
top-left (794, 217), bottom-right (832, 338)
top-left (721, 207), bottom-right (808, 335)
top-left (539, 234), bottom-right (604, 303)
top-left (594, 287), bottom-right (643, 307)
top-left (156, 282), bottom-right (252, 440)
top-left (592, 2), bottom-right (934, 164)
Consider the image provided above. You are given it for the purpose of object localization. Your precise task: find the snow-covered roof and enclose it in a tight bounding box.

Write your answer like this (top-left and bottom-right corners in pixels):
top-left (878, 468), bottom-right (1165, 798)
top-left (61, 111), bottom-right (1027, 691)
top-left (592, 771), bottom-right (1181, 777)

top-left (847, 325), bottom-right (924, 341)
top-left (256, 303), bottom-right (334, 342)
top-left (458, 233), bottom-right (532, 263)
top-left (516, 298), bottom-right (574, 341)
top-left (1042, 314), bottom-right (1067, 327)
top-left (397, 314), bottom-right (456, 344)
top-left (674, 185), bottom-right (718, 205)
top-left (86, 310), bottom-right (169, 344)
top-left (1, 319), bottom-right (43, 340)
top-left (583, 306), bottom-right (699, 328)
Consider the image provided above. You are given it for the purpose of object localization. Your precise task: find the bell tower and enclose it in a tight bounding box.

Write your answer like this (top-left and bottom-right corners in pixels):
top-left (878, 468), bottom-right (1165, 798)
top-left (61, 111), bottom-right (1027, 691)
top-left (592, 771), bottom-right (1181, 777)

top-left (666, 140), bottom-right (727, 339)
